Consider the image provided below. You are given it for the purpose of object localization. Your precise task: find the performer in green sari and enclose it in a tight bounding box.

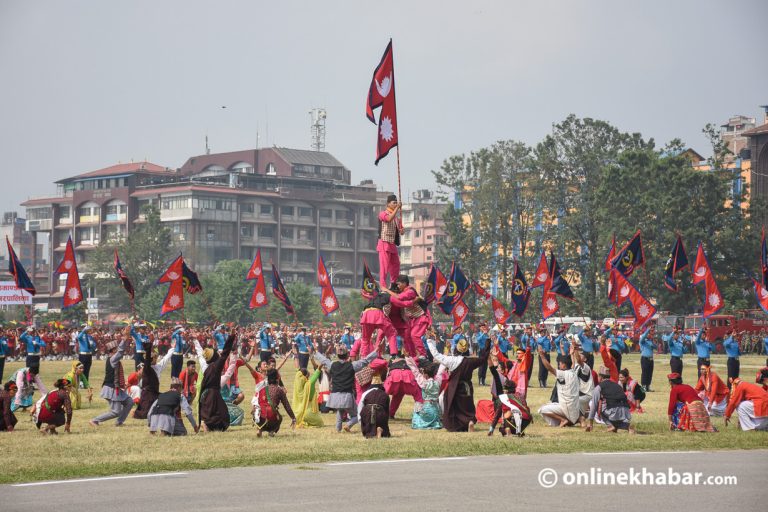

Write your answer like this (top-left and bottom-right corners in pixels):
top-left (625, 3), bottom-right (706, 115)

top-left (63, 360), bottom-right (92, 410)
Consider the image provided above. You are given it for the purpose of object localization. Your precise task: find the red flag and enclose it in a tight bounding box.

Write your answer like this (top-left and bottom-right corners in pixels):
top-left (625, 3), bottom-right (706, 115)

top-left (452, 299), bottom-right (469, 327)
top-left (491, 296), bottom-right (511, 324)
top-left (692, 242), bottom-right (724, 318)
top-left (531, 252), bottom-right (549, 289)
top-left (246, 249), bottom-right (267, 309)
top-left (435, 265), bottom-right (448, 299)
top-left (473, 281), bottom-right (491, 300)
top-left (613, 272), bottom-right (656, 331)
top-left (366, 39), bottom-right (398, 165)
top-left (55, 236), bottom-right (83, 308)
top-left (158, 255), bottom-right (185, 315)
top-left (318, 255), bottom-right (339, 315)
top-left (161, 280), bottom-right (185, 316)
top-left (541, 278), bottom-right (560, 320)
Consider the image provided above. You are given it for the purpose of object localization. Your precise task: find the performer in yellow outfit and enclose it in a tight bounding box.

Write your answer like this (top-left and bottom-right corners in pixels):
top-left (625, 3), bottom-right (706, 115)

top-left (292, 356), bottom-right (324, 428)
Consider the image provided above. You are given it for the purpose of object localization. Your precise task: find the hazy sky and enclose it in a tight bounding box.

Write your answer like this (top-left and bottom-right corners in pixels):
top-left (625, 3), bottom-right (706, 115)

top-left (1, 0), bottom-right (766, 214)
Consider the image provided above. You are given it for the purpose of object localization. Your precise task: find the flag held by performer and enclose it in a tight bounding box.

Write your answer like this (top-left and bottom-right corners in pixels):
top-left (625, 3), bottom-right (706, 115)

top-left (366, 39), bottom-right (398, 165)
top-left (317, 255), bottom-right (339, 315)
top-left (664, 234), bottom-right (689, 292)
top-left (491, 296), bottom-right (511, 324)
top-left (531, 252), bottom-right (549, 289)
top-left (604, 235), bottom-right (616, 273)
top-left (541, 279), bottom-right (560, 320)
top-left (5, 236), bottom-right (35, 295)
top-left (55, 236), bottom-right (83, 309)
top-left (548, 252), bottom-right (575, 300)
top-left (246, 249), bottom-right (267, 309)
top-left (113, 249), bottom-right (135, 299)
top-left (361, 258), bottom-right (379, 299)
top-left (692, 242), bottom-right (724, 318)
top-left (158, 255), bottom-right (185, 316)
top-left (182, 260), bottom-right (202, 294)
top-left (611, 230), bottom-right (645, 277)
top-left (511, 262), bottom-right (531, 317)
top-left (271, 263), bottom-right (295, 315)
top-left (423, 264), bottom-right (438, 304)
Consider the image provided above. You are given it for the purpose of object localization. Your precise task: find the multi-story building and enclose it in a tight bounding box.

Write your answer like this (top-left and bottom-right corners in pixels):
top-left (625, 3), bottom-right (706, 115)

top-left (21, 148), bottom-right (387, 310)
top-left (0, 211), bottom-right (47, 295)
top-left (399, 190), bottom-right (448, 290)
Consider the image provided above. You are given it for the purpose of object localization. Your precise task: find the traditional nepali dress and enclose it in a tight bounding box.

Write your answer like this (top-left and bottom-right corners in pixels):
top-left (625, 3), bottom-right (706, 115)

top-left (0, 389), bottom-right (18, 431)
top-left (199, 335), bottom-right (235, 431)
top-left (34, 389), bottom-right (72, 428)
top-left (292, 369), bottom-right (324, 428)
top-left (669, 383), bottom-right (716, 432)
top-left (63, 362), bottom-right (90, 410)
top-left (405, 357), bottom-right (444, 430)
top-left (359, 384), bottom-right (391, 438)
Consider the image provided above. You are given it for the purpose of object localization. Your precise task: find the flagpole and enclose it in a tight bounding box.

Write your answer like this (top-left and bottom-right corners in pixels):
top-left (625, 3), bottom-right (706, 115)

top-left (396, 146), bottom-right (403, 222)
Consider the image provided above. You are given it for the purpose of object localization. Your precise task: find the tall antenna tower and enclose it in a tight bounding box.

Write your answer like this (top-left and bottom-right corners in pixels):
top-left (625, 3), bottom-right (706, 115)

top-left (309, 108), bottom-right (327, 152)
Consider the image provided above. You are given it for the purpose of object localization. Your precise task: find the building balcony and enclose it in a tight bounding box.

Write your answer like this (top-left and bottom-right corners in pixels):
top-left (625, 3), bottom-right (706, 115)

top-left (104, 213), bottom-right (127, 223)
top-left (280, 216), bottom-right (316, 226)
top-left (77, 215), bottom-right (100, 225)
top-left (26, 219), bottom-right (53, 231)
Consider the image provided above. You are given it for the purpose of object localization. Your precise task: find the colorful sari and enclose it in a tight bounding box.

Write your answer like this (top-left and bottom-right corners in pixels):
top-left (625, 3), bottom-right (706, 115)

top-left (672, 400), bottom-right (716, 432)
top-left (292, 369), bottom-right (323, 427)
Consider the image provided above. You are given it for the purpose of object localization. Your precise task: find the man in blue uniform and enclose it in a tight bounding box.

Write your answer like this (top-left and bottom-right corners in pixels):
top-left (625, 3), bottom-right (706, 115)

top-left (130, 322), bottom-right (148, 371)
top-left (170, 325), bottom-right (186, 378)
top-left (723, 330), bottom-right (741, 389)
top-left (77, 324), bottom-right (98, 378)
top-left (475, 322), bottom-right (490, 386)
top-left (694, 326), bottom-right (715, 379)
top-left (638, 326), bottom-right (655, 391)
top-left (662, 325), bottom-right (688, 375)
top-left (20, 327), bottom-right (45, 369)
top-left (536, 325), bottom-right (552, 388)
top-left (293, 326), bottom-right (314, 370)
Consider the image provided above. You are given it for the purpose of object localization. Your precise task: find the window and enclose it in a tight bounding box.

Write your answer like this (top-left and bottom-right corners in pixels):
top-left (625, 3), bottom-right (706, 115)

top-left (427, 247), bottom-right (432, 252)
top-left (319, 208), bottom-right (332, 219)
top-left (296, 250), bottom-right (314, 265)
top-left (281, 227), bottom-right (293, 241)
top-left (427, 255), bottom-right (432, 261)
top-left (241, 203), bottom-right (255, 214)
top-left (266, 163), bottom-right (277, 175)
top-left (59, 206), bottom-right (71, 219)
top-left (161, 196), bottom-right (191, 210)
top-left (260, 204), bottom-right (273, 216)
top-left (335, 210), bottom-right (348, 221)
top-left (414, 229), bottom-right (421, 238)
top-left (298, 206), bottom-right (313, 218)
top-left (426, 234), bottom-right (432, 240)
top-left (320, 229), bottom-right (333, 242)
top-left (27, 207), bottom-right (52, 220)
top-left (195, 197), bottom-right (233, 211)
top-left (258, 225), bottom-right (274, 238)
top-left (281, 206), bottom-right (295, 217)
top-left (240, 225), bottom-right (253, 237)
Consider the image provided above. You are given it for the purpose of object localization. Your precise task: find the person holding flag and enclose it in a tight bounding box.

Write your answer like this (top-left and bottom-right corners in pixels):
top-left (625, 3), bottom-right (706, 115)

top-left (130, 322), bottom-right (149, 371)
top-left (90, 327), bottom-right (134, 428)
top-left (377, 195), bottom-right (404, 288)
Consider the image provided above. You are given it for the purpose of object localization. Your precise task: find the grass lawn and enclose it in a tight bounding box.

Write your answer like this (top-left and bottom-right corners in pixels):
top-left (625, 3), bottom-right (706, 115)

top-left (1, 353), bottom-right (766, 484)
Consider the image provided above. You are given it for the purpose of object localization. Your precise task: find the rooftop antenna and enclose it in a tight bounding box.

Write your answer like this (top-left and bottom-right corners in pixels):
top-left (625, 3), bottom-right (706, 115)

top-left (309, 108), bottom-right (327, 151)
top-left (205, 133), bottom-right (210, 155)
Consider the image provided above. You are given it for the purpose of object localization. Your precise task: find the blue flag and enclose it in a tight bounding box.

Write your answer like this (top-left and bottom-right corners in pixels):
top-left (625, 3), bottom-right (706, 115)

top-left (548, 252), bottom-right (575, 300)
top-left (437, 262), bottom-right (470, 314)
top-left (611, 230), bottom-right (645, 277)
top-left (6, 236), bottom-right (35, 296)
top-left (510, 262), bottom-right (530, 317)
top-left (664, 235), bottom-right (689, 292)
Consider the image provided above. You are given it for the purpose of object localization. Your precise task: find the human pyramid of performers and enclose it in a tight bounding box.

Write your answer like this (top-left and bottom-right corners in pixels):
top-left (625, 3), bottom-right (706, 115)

top-left (1, 193), bottom-right (768, 439)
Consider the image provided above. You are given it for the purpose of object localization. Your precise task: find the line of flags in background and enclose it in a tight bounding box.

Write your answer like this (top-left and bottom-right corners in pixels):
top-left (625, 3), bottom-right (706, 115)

top-left (6, 230), bottom-right (768, 326)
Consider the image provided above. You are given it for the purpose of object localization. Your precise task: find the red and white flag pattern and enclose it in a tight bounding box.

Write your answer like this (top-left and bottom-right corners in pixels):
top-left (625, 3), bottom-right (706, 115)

top-left (55, 236), bottom-right (83, 308)
top-left (318, 255), bottom-right (339, 315)
top-left (531, 252), bottom-right (549, 289)
top-left (473, 281), bottom-right (491, 300)
top-left (541, 278), bottom-right (560, 320)
top-left (366, 39), bottom-right (398, 165)
top-left (452, 299), bottom-right (469, 327)
top-left (613, 272), bottom-right (656, 331)
top-left (491, 296), bottom-right (511, 324)
top-left (246, 249), bottom-right (268, 309)
top-left (159, 255), bottom-right (185, 316)
top-left (692, 242), bottom-right (724, 318)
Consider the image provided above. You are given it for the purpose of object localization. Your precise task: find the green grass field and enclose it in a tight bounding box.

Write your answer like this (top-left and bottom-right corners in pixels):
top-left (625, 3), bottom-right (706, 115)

top-left (1, 353), bottom-right (766, 484)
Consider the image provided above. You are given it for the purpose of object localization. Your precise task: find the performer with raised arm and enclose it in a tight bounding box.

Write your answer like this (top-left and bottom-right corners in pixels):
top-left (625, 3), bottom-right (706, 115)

top-left (76, 324), bottom-right (98, 377)
top-left (198, 331), bottom-right (237, 432)
top-left (134, 339), bottom-right (174, 420)
top-left (313, 340), bottom-right (380, 433)
top-left (377, 194), bottom-right (403, 288)
top-left (90, 327), bottom-right (134, 427)
top-left (427, 325), bottom-right (492, 432)
top-left (383, 275), bottom-right (430, 358)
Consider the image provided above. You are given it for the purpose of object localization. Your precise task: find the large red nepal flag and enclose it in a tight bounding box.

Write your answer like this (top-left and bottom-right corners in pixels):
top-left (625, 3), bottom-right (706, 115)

top-left (320, 286), bottom-right (339, 316)
top-left (613, 272), bottom-right (656, 331)
top-left (159, 255), bottom-right (184, 284)
top-left (56, 236), bottom-right (83, 308)
top-left (246, 249), bottom-right (268, 309)
top-left (531, 252), bottom-right (549, 289)
top-left (541, 279), bottom-right (560, 320)
top-left (491, 296), bottom-right (511, 324)
top-left (161, 280), bottom-right (185, 316)
top-left (366, 39), bottom-right (398, 165)
top-left (452, 299), bottom-right (469, 327)
top-left (435, 265), bottom-right (448, 299)
top-left (692, 242), bottom-right (724, 318)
